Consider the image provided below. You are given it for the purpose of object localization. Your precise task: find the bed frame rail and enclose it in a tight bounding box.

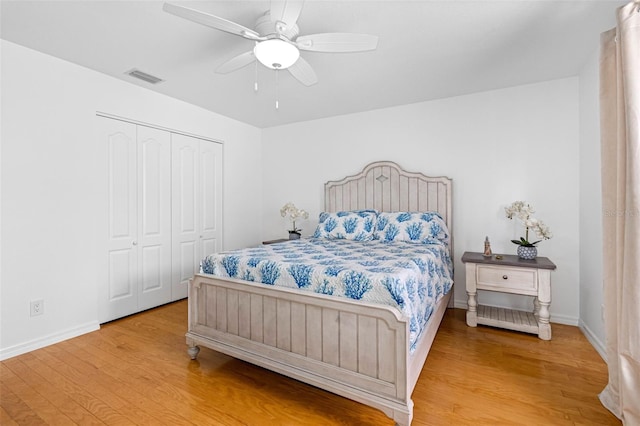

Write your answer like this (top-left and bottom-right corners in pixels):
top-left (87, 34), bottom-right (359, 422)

top-left (187, 273), bottom-right (417, 424)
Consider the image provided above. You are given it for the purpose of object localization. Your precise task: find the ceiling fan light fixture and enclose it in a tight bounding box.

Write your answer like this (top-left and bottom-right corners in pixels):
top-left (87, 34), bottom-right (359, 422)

top-left (254, 39), bottom-right (300, 70)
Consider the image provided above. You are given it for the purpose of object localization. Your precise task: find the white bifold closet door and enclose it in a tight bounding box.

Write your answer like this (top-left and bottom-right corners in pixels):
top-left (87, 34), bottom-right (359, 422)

top-left (171, 133), bottom-right (222, 301)
top-left (136, 125), bottom-right (172, 311)
top-left (98, 117), bottom-right (172, 322)
top-left (98, 116), bottom-right (222, 323)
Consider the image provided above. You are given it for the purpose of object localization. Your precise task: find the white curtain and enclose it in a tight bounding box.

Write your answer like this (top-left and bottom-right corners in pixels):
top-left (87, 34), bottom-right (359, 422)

top-left (599, 1), bottom-right (640, 423)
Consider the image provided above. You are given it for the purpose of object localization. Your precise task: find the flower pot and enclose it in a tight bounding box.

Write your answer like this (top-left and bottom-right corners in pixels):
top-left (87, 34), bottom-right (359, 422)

top-left (517, 245), bottom-right (537, 260)
top-left (288, 231), bottom-right (301, 240)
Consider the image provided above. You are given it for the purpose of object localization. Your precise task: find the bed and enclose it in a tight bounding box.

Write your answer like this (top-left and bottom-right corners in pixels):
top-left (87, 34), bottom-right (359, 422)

top-left (186, 161), bottom-right (454, 425)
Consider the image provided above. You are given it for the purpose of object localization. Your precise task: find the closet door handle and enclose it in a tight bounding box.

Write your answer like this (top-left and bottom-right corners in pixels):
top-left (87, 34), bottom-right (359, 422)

top-left (502, 275), bottom-right (508, 280)
top-left (132, 241), bottom-right (138, 246)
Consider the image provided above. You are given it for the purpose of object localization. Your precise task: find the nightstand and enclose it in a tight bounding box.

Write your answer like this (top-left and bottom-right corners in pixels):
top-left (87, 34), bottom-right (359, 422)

top-left (461, 251), bottom-right (556, 340)
top-left (262, 238), bottom-right (289, 245)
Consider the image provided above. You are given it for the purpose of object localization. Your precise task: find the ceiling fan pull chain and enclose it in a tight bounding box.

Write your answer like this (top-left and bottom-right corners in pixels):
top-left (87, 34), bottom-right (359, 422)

top-left (275, 69), bottom-right (279, 110)
top-left (254, 59), bottom-right (259, 92)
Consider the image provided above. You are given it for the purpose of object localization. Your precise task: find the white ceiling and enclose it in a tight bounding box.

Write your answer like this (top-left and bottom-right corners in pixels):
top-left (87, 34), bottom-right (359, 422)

top-left (1, 0), bottom-right (624, 128)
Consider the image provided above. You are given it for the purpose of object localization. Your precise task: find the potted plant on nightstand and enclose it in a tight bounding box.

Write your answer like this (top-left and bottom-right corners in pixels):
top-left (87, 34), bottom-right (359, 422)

top-left (280, 202), bottom-right (309, 240)
top-left (505, 201), bottom-right (553, 259)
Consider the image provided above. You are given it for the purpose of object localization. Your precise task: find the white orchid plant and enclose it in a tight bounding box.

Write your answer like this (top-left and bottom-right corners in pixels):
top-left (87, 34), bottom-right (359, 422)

top-left (280, 202), bottom-right (309, 234)
top-left (505, 201), bottom-right (553, 247)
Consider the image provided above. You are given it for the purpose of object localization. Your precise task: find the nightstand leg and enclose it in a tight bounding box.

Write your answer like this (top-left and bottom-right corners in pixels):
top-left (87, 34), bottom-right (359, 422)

top-left (466, 291), bottom-right (477, 327)
top-left (537, 270), bottom-right (552, 340)
top-left (538, 302), bottom-right (551, 340)
top-left (533, 297), bottom-right (540, 316)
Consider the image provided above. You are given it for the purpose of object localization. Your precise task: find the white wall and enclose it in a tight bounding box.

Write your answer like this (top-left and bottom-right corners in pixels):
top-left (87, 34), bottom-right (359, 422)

top-left (0, 40), bottom-right (262, 359)
top-left (578, 47), bottom-right (606, 358)
top-left (262, 78), bottom-right (580, 324)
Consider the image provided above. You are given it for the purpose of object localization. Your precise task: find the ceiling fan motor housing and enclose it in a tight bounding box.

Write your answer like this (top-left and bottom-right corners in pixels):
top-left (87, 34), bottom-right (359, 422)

top-left (253, 11), bottom-right (301, 69)
top-left (255, 11), bottom-right (299, 40)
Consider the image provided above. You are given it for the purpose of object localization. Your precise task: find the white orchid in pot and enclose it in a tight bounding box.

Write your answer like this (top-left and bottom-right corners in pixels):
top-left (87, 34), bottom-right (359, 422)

top-left (280, 202), bottom-right (309, 240)
top-left (505, 201), bottom-right (553, 260)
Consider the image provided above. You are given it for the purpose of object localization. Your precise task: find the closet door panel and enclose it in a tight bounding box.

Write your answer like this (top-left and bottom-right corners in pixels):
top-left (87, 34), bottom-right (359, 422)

top-left (177, 241), bottom-right (198, 280)
top-left (99, 117), bottom-right (138, 322)
top-left (109, 135), bottom-right (136, 241)
top-left (140, 245), bottom-right (162, 292)
top-left (137, 126), bottom-right (172, 310)
top-left (200, 140), bottom-right (223, 257)
top-left (171, 134), bottom-right (201, 300)
top-left (108, 250), bottom-right (135, 299)
top-left (171, 135), bottom-right (223, 301)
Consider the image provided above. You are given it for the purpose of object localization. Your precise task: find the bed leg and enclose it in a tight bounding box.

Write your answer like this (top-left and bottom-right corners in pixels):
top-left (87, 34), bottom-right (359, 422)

top-left (187, 345), bottom-right (200, 360)
top-left (394, 413), bottom-right (411, 426)
top-left (389, 401), bottom-right (412, 426)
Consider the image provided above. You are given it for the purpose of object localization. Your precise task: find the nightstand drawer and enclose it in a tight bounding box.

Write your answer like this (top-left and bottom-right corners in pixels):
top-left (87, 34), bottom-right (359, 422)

top-left (476, 265), bottom-right (537, 295)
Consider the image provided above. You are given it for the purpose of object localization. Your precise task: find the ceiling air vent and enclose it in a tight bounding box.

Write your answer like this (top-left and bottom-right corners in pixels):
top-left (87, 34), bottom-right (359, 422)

top-left (125, 68), bottom-right (164, 84)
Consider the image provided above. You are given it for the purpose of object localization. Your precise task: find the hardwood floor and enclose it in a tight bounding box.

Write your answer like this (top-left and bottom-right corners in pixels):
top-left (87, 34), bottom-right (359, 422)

top-left (1, 301), bottom-right (619, 425)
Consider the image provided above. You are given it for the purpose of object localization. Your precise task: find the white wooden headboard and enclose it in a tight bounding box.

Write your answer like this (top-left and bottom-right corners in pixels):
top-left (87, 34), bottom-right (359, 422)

top-left (324, 160), bottom-right (453, 251)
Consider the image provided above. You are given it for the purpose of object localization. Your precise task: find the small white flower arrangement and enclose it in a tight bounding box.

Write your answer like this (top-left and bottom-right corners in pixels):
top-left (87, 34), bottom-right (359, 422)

top-left (505, 201), bottom-right (553, 247)
top-left (280, 202), bottom-right (309, 234)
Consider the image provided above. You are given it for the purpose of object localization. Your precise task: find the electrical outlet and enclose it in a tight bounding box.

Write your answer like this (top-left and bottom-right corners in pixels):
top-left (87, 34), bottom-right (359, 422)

top-left (30, 299), bottom-right (44, 317)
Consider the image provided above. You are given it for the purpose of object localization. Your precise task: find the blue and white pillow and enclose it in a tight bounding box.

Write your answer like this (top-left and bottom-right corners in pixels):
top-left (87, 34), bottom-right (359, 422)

top-left (374, 212), bottom-right (449, 245)
top-left (313, 211), bottom-right (377, 241)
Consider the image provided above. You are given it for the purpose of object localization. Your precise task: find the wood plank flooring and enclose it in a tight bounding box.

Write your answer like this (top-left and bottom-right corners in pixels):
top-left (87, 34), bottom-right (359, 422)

top-left (1, 301), bottom-right (619, 425)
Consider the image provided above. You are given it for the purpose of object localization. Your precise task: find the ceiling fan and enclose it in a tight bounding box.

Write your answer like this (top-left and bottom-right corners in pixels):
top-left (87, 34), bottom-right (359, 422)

top-left (163, 1), bottom-right (378, 87)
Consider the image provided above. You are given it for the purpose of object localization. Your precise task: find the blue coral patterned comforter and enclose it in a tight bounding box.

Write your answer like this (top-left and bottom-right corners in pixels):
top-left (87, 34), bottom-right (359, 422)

top-left (200, 238), bottom-right (453, 353)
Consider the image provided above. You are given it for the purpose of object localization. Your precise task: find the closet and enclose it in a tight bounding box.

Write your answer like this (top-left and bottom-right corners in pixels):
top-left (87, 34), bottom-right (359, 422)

top-left (96, 116), bottom-right (222, 323)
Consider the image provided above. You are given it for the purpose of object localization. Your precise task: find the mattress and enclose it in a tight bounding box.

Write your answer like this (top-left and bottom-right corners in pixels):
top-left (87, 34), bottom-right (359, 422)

top-left (201, 238), bottom-right (453, 352)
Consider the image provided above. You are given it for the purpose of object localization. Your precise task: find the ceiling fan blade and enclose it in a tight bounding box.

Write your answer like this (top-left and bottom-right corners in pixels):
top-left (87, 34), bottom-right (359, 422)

top-left (287, 57), bottom-right (317, 86)
top-left (216, 51), bottom-right (256, 74)
top-left (163, 2), bottom-right (262, 41)
top-left (270, 0), bottom-right (304, 30)
top-left (297, 33), bottom-right (378, 53)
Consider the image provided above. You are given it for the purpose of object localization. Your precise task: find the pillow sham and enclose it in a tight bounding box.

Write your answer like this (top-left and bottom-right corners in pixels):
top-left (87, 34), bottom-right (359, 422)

top-left (374, 211), bottom-right (450, 245)
top-left (313, 210), bottom-right (377, 241)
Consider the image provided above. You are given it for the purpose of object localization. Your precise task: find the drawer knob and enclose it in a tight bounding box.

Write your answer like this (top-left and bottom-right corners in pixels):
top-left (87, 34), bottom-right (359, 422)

top-left (502, 275), bottom-right (508, 280)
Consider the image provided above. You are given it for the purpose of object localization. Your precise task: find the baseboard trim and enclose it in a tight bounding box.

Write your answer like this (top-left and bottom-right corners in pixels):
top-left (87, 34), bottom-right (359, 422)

top-left (453, 298), bottom-right (468, 310)
top-left (549, 313), bottom-right (579, 326)
top-left (579, 319), bottom-right (607, 362)
top-left (0, 321), bottom-right (100, 361)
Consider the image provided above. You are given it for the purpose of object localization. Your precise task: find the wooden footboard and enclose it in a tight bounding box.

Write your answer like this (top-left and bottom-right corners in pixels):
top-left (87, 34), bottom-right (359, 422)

top-left (186, 273), bottom-right (451, 425)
